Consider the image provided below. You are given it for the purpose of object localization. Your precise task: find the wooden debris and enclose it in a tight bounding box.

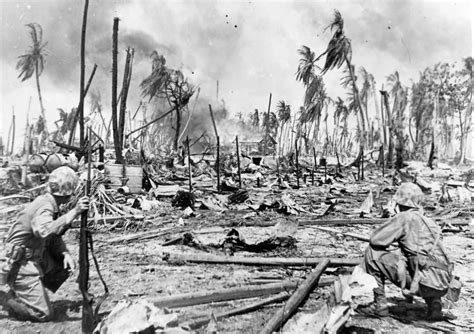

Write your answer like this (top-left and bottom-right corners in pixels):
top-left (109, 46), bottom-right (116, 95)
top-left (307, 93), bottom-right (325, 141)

top-left (260, 259), bottom-right (330, 334)
top-left (150, 282), bottom-right (298, 309)
top-left (184, 292), bottom-right (291, 330)
top-left (164, 253), bottom-right (361, 267)
top-left (309, 226), bottom-right (370, 242)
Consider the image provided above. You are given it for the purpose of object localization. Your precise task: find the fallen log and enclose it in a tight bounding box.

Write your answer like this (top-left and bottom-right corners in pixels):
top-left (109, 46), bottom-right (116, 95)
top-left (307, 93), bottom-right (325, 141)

top-left (297, 218), bottom-right (385, 226)
top-left (261, 259), bottom-right (330, 334)
top-left (184, 292), bottom-right (291, 330)
top-left (71, 214), bottom-right (144, 228)
top-left (150, 282), bottom-right (298, 309)
top-left (106, 223), bottom-right (176, 243)
top-left (163, 253), bottom-right (361, 267)
top-left (309, 226), bottom-right (369, 242)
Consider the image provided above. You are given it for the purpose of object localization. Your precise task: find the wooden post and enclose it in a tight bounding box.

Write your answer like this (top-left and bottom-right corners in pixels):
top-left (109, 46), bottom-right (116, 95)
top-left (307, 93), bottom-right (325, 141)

top-left (216, 136), bottom-right (220, 192)
top-left (119, 48), bottom-right (134, 151)
top-left (68, 63), bottom-right (98, 146)
top-left (261, 259), bottom-right (330, 334)
top-left (335, 148), bottom-right (341, 173)
top-left (295, 139), bottom-right (300, 188)
top-left (78, 2), bottom-right (95, 332)
top-left (112, 17), bottom-right (124, 164)
top-left (21, 97), bottom-right (32, 184)
top-left (236, 136), bottom-right (242, 188)
top-left (187, 136), bottom-right (192, 192)
top-left (208, 104), bottom-right (219, 139)
top-left (361, 147), bottom-right (364, 180)
top-left (381, 144), bottom-right (385, 177)
top-left (265, 92), bottom-right (272, 155)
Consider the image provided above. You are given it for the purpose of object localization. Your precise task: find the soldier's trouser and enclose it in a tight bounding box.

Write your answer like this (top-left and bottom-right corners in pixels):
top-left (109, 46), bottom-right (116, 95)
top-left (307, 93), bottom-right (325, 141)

top-left (363, 246), bottom-right (447, 300)
top-left (364, 246), bottom-right (409, 290)
top-left (5, 261), bottom-right (53, 322)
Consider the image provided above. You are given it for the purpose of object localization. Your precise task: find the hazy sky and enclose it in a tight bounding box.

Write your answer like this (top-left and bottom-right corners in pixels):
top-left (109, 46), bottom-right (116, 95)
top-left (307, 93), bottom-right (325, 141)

top-left (0, 0), bottom-right (472, 149)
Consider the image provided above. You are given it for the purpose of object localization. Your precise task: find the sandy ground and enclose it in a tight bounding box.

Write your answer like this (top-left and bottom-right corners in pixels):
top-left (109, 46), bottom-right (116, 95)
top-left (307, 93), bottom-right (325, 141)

top-left (0, 167), bottom-right (473, 333)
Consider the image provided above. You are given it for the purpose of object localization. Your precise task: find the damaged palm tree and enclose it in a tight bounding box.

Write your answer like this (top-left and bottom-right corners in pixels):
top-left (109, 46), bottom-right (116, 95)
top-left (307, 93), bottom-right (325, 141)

top-left (140, 51), bottom-right (195, 151)
top-left (16, 22), bottom-right (48, 149)
top-left (296, 46), bottom-right (326, 153)
top-left (317, 10), bottom-right (368, 164)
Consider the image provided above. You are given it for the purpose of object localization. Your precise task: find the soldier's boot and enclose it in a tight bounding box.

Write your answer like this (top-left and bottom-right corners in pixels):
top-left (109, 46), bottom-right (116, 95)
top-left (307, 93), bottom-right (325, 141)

top-left (402, 289), bottom-right (414, 304)
top-left (425, 297), bottom-right (443, 321)
top-left (373, 288), bottom-right (389, 317)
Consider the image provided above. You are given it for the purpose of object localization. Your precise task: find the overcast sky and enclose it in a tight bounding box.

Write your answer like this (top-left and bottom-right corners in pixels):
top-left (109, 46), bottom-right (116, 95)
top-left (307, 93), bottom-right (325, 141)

top-left (0, 0), bottom-right (472, 149)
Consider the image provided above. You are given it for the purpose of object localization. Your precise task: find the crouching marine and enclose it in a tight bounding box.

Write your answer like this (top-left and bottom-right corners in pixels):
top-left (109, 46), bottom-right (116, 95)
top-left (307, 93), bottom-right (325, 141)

top-left (363, 182), bottom-right (461, 321)
top-left (0, 166), bottom-right (89, 322)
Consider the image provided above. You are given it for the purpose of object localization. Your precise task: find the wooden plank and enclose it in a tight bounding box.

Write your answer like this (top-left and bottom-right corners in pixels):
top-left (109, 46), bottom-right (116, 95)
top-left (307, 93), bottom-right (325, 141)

top-left (185, 292), bottom-right (291, 330)
top-left (261, 259), bottom-right (330, 334)
top-left (164, 253), bottom-right (361, 267)
top-left (150, 282), bottom-right (298, 309)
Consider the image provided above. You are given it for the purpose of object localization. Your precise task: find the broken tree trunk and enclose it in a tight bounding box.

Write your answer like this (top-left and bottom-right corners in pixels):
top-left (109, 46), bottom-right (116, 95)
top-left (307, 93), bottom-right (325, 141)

top-left (68, 63), bottom-right (98, 146)
top-left (150, 282), bottom-right (298, 309)
top-left (112, 17), bottom-right (124, 164)
top-left (164, 253), bottom-right (361, 267)
top-left (78, 1), bottom-right (94, 332)
top-left (187, 136), bottom-right (192, 191)
top-left (236, 136), bottom-right (242, 188)
top-left (261, 259), bottom-right (330, 334)
top-left (118, 47), bottom-right (134, 151)
top-left (309, 226), bottom-right (369, 242)
top-left (185, 292), bottom-right (291, 330)
top-left (216, 135), bottom-right (220, 192)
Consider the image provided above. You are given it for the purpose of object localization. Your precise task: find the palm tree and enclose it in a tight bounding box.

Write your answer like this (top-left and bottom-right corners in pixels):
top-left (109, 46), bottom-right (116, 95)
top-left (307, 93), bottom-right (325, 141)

top-left (17, 23), bottom-right (47, 122)
top-left (317, 10), bottom-right (367, 159)
top-left (359, 67), bottom-right (375, 147)
top-left (296, 46), bottom-right (326, 153)
top-left (276, 101), bottom-right (291, 155)
top-left (387, 71), bottom-right (408, 168)
top-left (296, 46), bottom-right (318, 85)
top-left (249, 109), bottom-right (260, 129)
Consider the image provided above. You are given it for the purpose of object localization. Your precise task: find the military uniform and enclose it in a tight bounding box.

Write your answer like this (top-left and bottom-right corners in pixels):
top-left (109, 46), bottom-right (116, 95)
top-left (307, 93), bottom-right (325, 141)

top-left (1, 166), bottom-right (85, 322)
top-left (363, 183), bottom-right (452, 319)
top-left (3, 193), bottom-right (73, 321)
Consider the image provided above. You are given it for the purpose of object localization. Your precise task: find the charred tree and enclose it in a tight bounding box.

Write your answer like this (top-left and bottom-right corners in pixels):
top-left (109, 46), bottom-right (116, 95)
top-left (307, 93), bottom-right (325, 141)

top-left (112, 18), bottom-right (124, 164)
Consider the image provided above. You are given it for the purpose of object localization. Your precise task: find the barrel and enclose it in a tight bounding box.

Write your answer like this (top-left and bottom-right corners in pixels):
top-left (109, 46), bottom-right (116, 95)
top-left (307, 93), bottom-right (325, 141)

top-left (105, 164), bottom-right (143, 193)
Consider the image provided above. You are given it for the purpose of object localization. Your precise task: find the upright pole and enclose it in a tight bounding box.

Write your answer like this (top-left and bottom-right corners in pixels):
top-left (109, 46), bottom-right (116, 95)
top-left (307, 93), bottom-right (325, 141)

top-left (236, 136), bottom-right (242, 188)
top-left (361, 147), bottom-right (364, 180)
top-left (78, 1), bottom-right (88, 147)
top-left (265, 93), bottom-right (272, 155)
top-left (216, 136), bottom-right (220, 192)
top-left (381, 144), bottom-right (385, 177)
top-left (21, 97), bottom-right (32, 184)
top-left (9, 108), bottom-right (16, 156)
top-left (112, 17), bottom-right (123, 164)
top-left (78, 1), bottom-right (94, 332)
top-left (295, 138), bottom-right (300, 189)
top-left (187, 136), bottom-right (192, 192)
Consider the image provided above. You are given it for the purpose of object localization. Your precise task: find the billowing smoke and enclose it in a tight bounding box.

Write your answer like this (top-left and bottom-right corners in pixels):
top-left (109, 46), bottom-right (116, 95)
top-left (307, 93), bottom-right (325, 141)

top-left (1, 0), bottom-right (471, 151)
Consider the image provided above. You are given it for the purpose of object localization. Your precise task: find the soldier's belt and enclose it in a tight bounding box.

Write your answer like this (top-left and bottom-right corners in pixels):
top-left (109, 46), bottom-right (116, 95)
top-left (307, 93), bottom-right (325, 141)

top-left (5, 243), bottom-right (42, 262)
top-left (416, 255), bottom-right (450, 272)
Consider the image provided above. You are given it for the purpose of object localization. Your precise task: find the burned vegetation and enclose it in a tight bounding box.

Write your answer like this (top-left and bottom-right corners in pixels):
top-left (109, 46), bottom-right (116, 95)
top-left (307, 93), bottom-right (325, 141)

top-left (0, 3), bottom-right (473, 334)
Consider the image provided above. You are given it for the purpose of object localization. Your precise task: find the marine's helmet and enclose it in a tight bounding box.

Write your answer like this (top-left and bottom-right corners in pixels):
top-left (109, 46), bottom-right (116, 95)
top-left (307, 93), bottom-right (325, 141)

top-left (47, 166), bottom-right (78, 196)
top-left (393, 182), bottom-right (423, 208)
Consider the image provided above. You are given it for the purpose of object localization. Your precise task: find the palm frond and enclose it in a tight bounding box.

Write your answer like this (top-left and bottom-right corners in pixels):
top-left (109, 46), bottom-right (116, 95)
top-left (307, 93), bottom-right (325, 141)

top-left (296, 45), bottom-right (320, 86)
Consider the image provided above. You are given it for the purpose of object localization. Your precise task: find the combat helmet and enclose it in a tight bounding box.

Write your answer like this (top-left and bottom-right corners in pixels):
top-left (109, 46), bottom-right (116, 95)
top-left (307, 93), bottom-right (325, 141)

top-left (393, 182), bottom-right (423, 208)
top-left (47, 166), bottom-right (78, 196)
